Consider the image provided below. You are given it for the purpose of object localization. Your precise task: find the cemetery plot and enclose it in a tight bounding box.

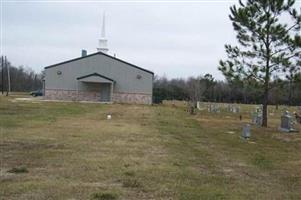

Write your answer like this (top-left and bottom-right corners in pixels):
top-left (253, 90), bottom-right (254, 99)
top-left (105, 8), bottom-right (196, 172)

top-left (196, 102), bottom-right (241, 114)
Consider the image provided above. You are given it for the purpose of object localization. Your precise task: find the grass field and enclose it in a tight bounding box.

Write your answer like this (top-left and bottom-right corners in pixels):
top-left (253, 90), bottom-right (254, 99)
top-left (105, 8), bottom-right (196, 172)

top-left (1, 95), bottom-right (301, 200)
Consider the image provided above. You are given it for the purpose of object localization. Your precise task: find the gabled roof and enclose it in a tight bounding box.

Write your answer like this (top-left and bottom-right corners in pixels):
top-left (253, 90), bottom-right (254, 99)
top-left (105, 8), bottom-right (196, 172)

top-left (44, 51), bottom-right (154, 75)
top-left (77, 72), bottom-right (115, 83)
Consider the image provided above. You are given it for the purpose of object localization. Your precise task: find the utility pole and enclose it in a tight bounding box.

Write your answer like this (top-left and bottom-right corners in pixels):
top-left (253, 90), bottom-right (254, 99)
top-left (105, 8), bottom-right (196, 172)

top-left (1, 56), bottom-right (3, 95)
top-left (6, 56), bottom-right (10, 96)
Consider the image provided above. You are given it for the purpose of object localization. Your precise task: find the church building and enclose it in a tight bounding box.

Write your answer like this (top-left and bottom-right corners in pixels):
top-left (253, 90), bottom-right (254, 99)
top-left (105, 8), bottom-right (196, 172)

top-left (43, 15), bottom-right (153, 104)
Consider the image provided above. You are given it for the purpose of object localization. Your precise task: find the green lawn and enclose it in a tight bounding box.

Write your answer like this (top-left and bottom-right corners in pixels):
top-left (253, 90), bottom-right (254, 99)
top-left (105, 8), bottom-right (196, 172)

top-left (1, 95), bottom-right (301, 200)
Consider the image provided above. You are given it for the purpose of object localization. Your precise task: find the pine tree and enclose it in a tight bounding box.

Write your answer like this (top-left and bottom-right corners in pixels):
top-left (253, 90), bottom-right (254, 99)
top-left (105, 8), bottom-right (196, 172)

top-left (219, 0), bottom-right (301, 127)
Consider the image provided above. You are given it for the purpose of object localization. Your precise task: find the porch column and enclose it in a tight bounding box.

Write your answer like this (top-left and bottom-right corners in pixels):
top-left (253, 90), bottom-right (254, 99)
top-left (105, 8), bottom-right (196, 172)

top-left (42, 80), bottom-right (45, 97)
top-left (76, 80), bottom-right (79, 101)
top-left (110, 82), bottom-right (114, 102)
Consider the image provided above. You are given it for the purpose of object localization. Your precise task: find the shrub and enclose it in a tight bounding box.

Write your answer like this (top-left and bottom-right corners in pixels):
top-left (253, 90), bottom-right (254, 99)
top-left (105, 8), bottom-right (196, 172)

top-left (122, 178), bottom-right (142, 188)
top-left (124, 170), bottom-right (135, 177)
top-left (7, 166), bottom-right (29, 174)
top-left (91, 192), bottom-right (118, 200)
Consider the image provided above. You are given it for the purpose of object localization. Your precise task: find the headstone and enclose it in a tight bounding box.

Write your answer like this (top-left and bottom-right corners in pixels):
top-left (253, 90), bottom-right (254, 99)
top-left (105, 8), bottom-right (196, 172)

top-left (196, 101), bottom-right (206, 111)
top-left (227, 105), bottom-right (240, 113)
top-left (208, 104), bottom-right (212, 112)
top-left (255, 105), bottom-right (263, 114)
top-left (279, 111), bottom-right (298, 132)
top-left (207, 104), bottom-right (218, 113)
top-left (251, 111), bottom-right (262, 126)
top-left (172, 101), bottom-right (176, 107)
top-left (230, 105), bottom-right (234, 113)
top-left (197, 101), bottom-right (201, 110)
top-left (227, 104), bottom-right (232, 112)
top-left (231, 106), bottom-right (235, 113)
top-left (242, 124), bottom-right (251, 139)
top-left (211, 104), bottom-right (220, 113)
top-left (213, 105), bottom-right (217, 113)
top-left (256, 115), bottom-right (263, 126)
top-left (251, 112), bottom-right (257, 124)
top-left (234, 106), bottom-right (240, 113)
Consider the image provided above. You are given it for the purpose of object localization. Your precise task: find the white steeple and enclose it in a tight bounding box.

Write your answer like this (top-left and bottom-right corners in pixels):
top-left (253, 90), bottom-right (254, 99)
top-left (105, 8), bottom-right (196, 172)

top-left (97, 13), bottom-right (109, 54)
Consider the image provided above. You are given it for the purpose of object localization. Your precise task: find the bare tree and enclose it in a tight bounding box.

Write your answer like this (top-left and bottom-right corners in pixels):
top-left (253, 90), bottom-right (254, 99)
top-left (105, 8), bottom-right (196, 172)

top-left (186, 76), bottom-right (206, 114)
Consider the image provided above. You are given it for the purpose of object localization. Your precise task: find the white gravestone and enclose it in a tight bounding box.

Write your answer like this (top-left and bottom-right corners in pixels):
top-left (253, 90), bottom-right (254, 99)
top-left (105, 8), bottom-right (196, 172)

top-left (227, 105), bottom-right (232, 112)
top-left (196, 102), bottom-right (206, 111)
top-left (229, 105), bottom-right (240, 113)
top-left (208, 104), bottom-right (212, 112)
top-left (212, 105), bottom-right (220, 113)
top-left (234, 106), bottom-right (238, 113)
top-left (197, 101), bottom-right (201, 110)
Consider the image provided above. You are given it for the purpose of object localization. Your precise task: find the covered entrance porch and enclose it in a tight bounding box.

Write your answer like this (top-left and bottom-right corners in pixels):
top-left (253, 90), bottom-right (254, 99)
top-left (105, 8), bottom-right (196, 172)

top-left (76, 73), bottom-right (114, 103)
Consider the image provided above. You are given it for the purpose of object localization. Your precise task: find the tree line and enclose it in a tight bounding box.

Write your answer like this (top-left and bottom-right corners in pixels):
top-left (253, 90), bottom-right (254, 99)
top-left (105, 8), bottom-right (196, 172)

top-left (0, 56), bottom-right (43, 93)
top-left (153, 73), bottom-right (301, 106)
top-left (1, 54), bottom-right (299, 108)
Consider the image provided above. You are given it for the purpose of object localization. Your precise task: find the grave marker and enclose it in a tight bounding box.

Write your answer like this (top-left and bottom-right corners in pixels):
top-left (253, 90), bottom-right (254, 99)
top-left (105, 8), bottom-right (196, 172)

top-left (251, 112), bottom-right (257, 124)
top-left (242, 124), bottom-right (251, 139)
top-left (279, 111), bottom-right (298, 132)
top-left (251, 111), bottom-right (262, 126)
top-left (256, 115), bottom-right (263, 126)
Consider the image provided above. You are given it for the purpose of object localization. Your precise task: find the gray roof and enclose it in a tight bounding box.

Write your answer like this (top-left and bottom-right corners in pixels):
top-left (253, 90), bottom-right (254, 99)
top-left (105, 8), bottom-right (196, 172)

top-left (44, 51), bottom-right (154, 75)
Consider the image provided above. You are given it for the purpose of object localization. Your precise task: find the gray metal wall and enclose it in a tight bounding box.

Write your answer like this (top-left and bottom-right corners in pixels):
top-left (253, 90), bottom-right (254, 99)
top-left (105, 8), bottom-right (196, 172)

top-left (44, 53), bottom-right (153, 95)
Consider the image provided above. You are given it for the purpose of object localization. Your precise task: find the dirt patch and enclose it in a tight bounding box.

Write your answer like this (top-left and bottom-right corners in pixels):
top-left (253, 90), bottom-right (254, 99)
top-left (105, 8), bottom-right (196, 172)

top-left (272, 134), bottom-right (300, 142)
top-left (1, 140), bottom-right (65, 152)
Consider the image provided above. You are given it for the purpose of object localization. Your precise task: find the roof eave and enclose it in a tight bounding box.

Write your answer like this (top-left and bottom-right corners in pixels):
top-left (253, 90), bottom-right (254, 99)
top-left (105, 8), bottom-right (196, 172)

top-left (76, 72), bottom-right (115, 83)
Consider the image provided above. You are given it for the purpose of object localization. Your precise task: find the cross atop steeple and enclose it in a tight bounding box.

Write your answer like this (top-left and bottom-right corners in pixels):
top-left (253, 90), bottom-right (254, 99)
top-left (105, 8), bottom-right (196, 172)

top-left (101, 13), bottom-right (106, 38)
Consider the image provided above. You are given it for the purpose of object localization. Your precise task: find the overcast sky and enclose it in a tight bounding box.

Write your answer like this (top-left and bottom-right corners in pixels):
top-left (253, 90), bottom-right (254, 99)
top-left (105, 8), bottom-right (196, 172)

top-left (2, 1), bottom-right (300, 80)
